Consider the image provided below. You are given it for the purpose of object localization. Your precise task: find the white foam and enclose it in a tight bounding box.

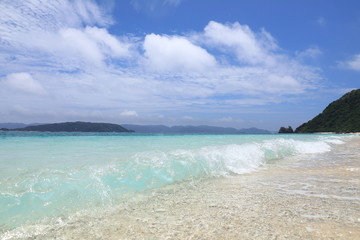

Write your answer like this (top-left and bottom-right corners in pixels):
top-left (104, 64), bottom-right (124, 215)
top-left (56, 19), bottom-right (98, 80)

top-left (293, 140), bottom-right (332, 154)
top-left (126, 136), bottom-right (348, 177)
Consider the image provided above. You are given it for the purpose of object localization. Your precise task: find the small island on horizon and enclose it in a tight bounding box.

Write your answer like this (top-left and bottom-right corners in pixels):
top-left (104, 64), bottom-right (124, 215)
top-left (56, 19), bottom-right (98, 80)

top-left (4, 121), bottom-right (134, 133)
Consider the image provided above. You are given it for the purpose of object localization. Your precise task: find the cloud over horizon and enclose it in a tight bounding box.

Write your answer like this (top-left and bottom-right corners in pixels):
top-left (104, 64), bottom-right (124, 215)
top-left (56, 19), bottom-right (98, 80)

top-left (4, 72), bottom-right (47, 95)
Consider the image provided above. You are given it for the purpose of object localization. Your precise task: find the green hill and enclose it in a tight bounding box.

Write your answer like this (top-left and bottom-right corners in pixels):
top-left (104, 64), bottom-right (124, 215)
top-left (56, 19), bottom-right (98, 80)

top-left (15, 121), bottom-right (133, 132)
top-left (295, 89), bottom-right (360, 133)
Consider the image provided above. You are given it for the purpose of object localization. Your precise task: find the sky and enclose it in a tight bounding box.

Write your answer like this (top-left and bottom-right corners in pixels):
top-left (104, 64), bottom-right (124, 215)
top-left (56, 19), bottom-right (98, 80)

top-left (0, 0), bottom-right (359, 131)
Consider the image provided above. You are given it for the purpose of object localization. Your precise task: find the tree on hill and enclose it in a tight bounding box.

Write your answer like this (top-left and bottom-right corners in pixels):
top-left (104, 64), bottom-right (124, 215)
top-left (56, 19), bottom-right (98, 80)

top-left (295, 89), bottom-right (360, 133)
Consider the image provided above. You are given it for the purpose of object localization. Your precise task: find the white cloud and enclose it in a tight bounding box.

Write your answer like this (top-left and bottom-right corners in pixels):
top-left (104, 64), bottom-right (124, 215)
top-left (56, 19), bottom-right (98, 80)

top-left (11, 26), bottom-right (132, 70)
top-left (143, 34), bottom-right (217, 72)
top-left (4, 72), bottom-right (47, 95)
top-left (219, 117), bottom-right (244, 123)
top-left (341, 54), bottom-right (360, 71)
top-left (84, 27), bottom-right (130, 58)
top-left (0, 0), bottom-right (110, 41)
top-left (120, 110), bottom-right (138, 117)
top-left (202, 21), bottom-right (277, 66)
top-left (59, 28), bottom-right (105, 66)
top-left (55, 27), bottom-right (131, 67)
top-left (72, 0), bottom-right (112, 26)
top-left (0, 0), bottom-right (124, 71)
top-left (296, 47), bottom-right (322, 60)
top-left (219, 117), bottom-right (234, 122)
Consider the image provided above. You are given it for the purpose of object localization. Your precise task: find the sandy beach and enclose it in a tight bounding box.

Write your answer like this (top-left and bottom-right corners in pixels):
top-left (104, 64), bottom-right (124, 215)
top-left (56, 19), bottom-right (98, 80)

top-left (4, 136), bottom-right (356, 240)
top-left (2, 0), bottom-right (359, 238)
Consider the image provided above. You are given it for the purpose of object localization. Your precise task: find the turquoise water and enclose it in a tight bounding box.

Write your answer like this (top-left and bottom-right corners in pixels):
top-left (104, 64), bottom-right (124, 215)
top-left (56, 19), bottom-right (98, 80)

top-left (0, 132), bottom-right (351, 232)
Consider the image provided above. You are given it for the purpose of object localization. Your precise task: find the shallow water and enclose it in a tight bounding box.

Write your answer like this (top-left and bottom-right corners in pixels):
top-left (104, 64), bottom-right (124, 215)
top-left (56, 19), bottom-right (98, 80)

top-left (0, 133), bottom-right (358, 239)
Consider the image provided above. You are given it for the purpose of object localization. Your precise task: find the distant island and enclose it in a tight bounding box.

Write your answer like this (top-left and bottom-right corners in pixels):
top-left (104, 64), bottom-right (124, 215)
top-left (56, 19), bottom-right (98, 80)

top-left (278, 126), bottom-right (294, 134)
top-left (295, 89), bottom-right (360, 133)
top-left (11, 122), bottom-right (133, 133)
top-left (122, 124), bottom-right (271, 134)
top-left (0, 122), bottom-right (271, 134)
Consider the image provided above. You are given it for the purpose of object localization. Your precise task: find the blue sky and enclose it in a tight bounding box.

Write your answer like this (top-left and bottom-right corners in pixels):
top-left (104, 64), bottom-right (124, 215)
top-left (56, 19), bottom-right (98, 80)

top-left (0, 0), bottom-right (359, 131)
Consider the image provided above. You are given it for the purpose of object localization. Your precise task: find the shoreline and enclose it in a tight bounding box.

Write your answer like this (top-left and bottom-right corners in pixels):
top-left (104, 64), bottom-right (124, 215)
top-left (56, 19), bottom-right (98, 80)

top-left (105, 136), bottom-right (359, 239)
top-left (2, 136), bottom-right (360, 239)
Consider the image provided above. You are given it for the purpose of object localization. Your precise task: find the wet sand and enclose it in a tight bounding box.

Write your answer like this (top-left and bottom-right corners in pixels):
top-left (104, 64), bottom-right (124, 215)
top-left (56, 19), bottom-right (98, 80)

top-left (3, 136), bottom-right (360, 240)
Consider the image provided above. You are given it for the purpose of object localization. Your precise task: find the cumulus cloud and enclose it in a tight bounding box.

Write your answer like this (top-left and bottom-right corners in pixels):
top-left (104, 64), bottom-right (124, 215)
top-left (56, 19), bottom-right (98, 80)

top-left (340, 54), bottom-right (360, 71)
top-left (59, 28), bottom-right (105, 66)
top-left (56, 27), bottom-right (131, 67)
top-left (4, 73), bottom-right (47, 95)
top-left (202, 21), bottom-right (277, 66)
top-left (143, 34), bottom-right (217, 72)
top-left (11, 26), bottom-right (131, 70)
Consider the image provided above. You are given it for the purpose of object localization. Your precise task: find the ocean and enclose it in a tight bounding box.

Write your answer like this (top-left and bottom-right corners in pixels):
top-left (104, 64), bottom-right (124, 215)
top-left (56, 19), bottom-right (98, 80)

top-left (0, 132), bottom-right (359, 239)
